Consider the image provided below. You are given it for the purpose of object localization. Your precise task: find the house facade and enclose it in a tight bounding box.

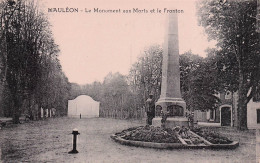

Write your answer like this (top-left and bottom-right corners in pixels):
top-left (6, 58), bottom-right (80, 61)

top-left (194, 91), bottom-right (260, 129)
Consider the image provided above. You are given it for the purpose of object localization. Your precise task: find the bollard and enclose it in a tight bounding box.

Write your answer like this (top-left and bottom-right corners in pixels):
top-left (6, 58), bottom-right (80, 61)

top-left (68, 128), bottom-right (80, 154)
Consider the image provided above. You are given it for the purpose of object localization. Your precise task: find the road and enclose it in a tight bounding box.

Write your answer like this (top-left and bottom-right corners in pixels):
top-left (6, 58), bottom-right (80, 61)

top-left (0, 117), bottom-right (256, 163)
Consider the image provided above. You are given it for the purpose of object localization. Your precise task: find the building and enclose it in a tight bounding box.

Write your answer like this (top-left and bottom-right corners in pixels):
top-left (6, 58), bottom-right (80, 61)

top-left (68, 95), bottom-right (100, 118)
top-left (194, 90), bottom-right (260, 129)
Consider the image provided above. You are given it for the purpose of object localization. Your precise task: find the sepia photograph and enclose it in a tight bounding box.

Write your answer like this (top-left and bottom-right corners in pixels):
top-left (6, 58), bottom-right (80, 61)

top-left (0, 0), bottom-right (259, 162)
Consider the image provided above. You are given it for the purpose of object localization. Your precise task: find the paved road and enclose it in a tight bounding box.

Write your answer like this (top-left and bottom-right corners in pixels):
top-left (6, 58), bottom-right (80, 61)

top-left (0, 117), bottom-right (257, 163)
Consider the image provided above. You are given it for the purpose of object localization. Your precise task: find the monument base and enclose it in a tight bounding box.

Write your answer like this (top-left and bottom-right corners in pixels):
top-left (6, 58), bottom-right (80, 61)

top-left (156, 97), bottom-right (187, 115)
top-left (152, 117), bottom-right (189, 128)
top-left (154, 98), bottom-right (188, 128)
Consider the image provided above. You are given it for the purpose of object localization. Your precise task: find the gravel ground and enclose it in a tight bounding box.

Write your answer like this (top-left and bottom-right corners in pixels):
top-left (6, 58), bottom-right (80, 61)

top-left (0, 117), bottom-right (257, 163)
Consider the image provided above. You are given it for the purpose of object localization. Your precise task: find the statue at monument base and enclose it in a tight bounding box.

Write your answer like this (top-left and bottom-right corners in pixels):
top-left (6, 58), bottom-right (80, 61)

top-left (145, 94), bottom-right (155, 125)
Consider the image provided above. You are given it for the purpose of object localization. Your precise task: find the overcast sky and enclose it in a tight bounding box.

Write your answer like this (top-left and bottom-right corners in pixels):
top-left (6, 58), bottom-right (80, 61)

top-left (41, 0), bottom-right (216, 85)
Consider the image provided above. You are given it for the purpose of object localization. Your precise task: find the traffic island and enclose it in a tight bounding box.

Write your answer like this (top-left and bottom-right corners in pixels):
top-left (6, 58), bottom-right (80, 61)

top-left (111, 125), bottom-right (239, 149)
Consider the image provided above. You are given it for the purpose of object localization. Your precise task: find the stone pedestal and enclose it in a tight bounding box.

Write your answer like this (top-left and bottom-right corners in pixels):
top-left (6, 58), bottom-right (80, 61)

top-left (152, 117), bottom-right (188, 128)
top-left (154, 13), bottom-right (188, 127)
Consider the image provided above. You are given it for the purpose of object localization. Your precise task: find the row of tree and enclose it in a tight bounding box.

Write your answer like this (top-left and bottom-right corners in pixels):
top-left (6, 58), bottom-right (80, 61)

top-left (0, 0), bottom-right (71, 123)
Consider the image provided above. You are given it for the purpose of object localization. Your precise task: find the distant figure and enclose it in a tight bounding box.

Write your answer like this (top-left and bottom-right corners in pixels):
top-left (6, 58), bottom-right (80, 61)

top-left (145, 93), bottom-right (155, 125)
top-left (80, 114), bottom-right (81, 119)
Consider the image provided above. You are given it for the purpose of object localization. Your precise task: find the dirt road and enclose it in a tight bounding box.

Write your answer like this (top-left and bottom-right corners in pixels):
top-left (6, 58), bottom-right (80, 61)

top-left (0, 117), bottom-right (256, 163)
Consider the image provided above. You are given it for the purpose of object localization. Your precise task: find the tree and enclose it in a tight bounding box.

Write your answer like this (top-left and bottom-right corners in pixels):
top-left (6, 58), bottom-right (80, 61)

top-left (69, 83), bottom-right (83, 100)
top-left (0, 0), bottom-right (36, 123)
top-left (100, 72), bottom-right (131, 119)
top-left (197, 0), bottom-right (260, 130)
top-left (0, 0), bottom-right (71, 122)
top-left (180, 51), bottom-right (221, 113)
top-left (36, 56), bottom-right (70, 118)
top-left (128, 45), bottom-right (163, 111)
top-left (82, 81), bottom-right (103, 101)
top-left (127, 45), bottom-right (221, 120)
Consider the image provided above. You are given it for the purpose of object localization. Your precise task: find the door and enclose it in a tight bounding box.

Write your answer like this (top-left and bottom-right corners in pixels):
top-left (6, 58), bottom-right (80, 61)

top-left (221, 107), bottom-right (231, 126)
top-left (257, 109), bottom-right (260, 124)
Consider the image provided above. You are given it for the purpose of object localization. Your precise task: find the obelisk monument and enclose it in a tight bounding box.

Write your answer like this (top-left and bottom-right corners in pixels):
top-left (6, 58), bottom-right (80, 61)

top-left (152, 13), bottom-right (188, 127)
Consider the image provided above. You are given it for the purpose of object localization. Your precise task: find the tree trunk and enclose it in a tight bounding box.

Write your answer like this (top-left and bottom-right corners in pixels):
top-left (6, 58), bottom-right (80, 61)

top-left (12, 99), bottom-right (20, 124)
top-left (29, 98), bottom-right (34, 120)
top-left (237, 72), bottom-right (248, 130)
top-left (48, 108), bottom-right (51, 117)
top-left (43, 109), bottom-right (46, 118)
top-left (11, 92), bottom-right (21, 124)
top-left (37, 105), bottom-right (41, 120)
top-left (12, 111), bottom-right (20, 124)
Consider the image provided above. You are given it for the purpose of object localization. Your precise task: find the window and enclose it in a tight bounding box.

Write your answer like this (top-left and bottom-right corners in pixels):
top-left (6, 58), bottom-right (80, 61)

top-left (225, 91), bottom-right (232, 99)
top-left (253, 87), bottom-right (260, 102)
top-left (210, 109), bottom-right (215, 120)
top-left (257, 109), bottom-right (260, 124)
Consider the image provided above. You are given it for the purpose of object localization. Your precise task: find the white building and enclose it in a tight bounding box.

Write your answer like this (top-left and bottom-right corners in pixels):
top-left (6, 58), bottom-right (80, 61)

top-left (68, 95), bottom-right (100, 118)
top-left (194, 91), bottom-right (260, 129)
top-left (247, 98), bottom-right (260, 129)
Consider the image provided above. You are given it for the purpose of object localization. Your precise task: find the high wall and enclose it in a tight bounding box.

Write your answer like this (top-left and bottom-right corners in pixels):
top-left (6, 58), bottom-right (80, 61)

top-left (68, 95), bottom-right (100, 118)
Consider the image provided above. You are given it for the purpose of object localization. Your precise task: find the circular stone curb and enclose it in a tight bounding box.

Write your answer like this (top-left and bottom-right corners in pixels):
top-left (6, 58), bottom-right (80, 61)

top-left (110, 135), bottom-right (239, 150)
top-left (110, 135), bottom-right (186, 149)
top-left (209, 141), bottom-right (239, 149)
top-left (188, 131), bottom-right (239, 149)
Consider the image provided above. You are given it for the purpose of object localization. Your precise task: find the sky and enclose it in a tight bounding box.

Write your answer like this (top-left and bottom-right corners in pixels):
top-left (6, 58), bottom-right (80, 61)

top-left (41, 0), bottom-right (216, 85)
